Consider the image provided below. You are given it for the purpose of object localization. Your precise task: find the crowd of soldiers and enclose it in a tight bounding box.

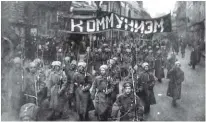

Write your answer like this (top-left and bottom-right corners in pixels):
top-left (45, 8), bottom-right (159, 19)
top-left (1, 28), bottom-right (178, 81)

top-left (2, 37), bottom-right (187, 121)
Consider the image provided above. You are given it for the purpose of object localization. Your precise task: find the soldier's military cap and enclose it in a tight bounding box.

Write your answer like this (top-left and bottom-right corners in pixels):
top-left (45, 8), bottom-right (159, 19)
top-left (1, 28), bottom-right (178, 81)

top-left (64, 56), bottom-right (71, 62)
top-left (125, 44), bottom-right (130, 47)
top-left (117, 48), bottom-right (121, 52)
top-left (126, 49), bottom-right (131, 53)
top-left (86, 47), bottom-right (90, 52)
top-left (33, 58), bottom-right (41, 65)
top-left (175, 61), bottom-right (181, 65)
top-left (29, 62), bottom-right (36, 68)
top-left (134, 64), bottom-right (138, 70)
top-left (100, 65), bottom-right (108, 70)
top-left (103, 43), bottom-right (108, 47)
top-left (123, 81), bottom-right (133, 88)
top-left (78, 61), bottom-right (87, 67)
top-left (52, 61), bottom-right (61, 66)
top-left (142, 62), bottom-right (149, 68)
top-left (98, 48), bottom-right (102, 52)
top-left (13, 57), bottom-right (21, 64)
top-left (105, 48), bottom-right (111, 52)
top-left (108, 59), bottom-right (115, 64)
top-left (71, 60), bottom-right (77, 65)
top-left (58, 48), bottom-right (62, 53)
top-left (112, 57), bottom-right (118, 61)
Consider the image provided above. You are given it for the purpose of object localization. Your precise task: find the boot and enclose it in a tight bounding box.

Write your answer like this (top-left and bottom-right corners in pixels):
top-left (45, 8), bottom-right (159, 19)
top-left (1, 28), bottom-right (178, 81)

top-left (172, 99), bottom-right (177, 107)
top-left (144, 105), bottom-right (150, 114)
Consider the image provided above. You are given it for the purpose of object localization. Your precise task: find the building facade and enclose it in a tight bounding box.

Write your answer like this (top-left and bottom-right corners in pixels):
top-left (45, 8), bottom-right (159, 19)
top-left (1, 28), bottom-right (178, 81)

top-left (1, 1), bottom-right (72, 59)
top-left (173, 1), bottom-right (205, 45)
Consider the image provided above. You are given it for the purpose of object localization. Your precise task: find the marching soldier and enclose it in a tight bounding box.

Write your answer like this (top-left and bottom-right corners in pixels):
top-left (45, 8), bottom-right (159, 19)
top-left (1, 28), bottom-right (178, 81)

top-left (33, 58), bottom-right (47, 85)
top-left (145, 49), bottom-right (154, 68)
top-left (161, 45), bottom-right (168, 67)
top-left (65, 60), bottom-right (77, 110)
top-left (64, 56), bottom-right (71, 66)
top-left (137, 62), bottom-right (156, 114)
top-left (56, 48), bottom-right (64, 62)
top-left (154, 50), bottom-right (165, 83)
top-left (72, 61), bottom-right (94, 121)
top-left (47, 61), bottom-right (68, 120)
top-left (123, 48), bottom-right (133, 66)
top-left (96, 48), bottom-right (103, 68)
top-left (91, 65), bottom-right (115, 121)
top-left (108, 59), bottom-right (120, 103)
top-left (189, 46), bottom-right (198, 69)
top-left (111, 81), bottom-right (144, 121)
top-left (102, 47), bottom-right (110, 64)
top-left (167, 61), bottom-right (184, 106)
top-left (64, 56), bottom-right (72, 76)
top-left (24, 62), bottom-right (47, 105)
top-left (166, 52), bottom-right (177, 78)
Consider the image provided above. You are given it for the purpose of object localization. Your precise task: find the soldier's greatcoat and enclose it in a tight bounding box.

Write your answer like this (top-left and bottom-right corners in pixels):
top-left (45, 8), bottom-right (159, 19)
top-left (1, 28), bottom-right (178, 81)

top-left (112, 93), bottom-right (144, 121)
top-left (108, 66), bottom-right (120, 103)
top-left (154, 55), bottom-right (164, 79)
top-left (167, 67), bottom-right (184, 100)
top-left (137, 71), bottom-right (156, 112)
top-left (190, 49), bottom-right (198, 67)
top-left (47, 70), bottom-right (67, 113)
top-left (167, 54), bottom-right (177, 72)
top-left (91, 75), bottom-right (115, 120)
top-left (72, 72), bottom-right (94, 120)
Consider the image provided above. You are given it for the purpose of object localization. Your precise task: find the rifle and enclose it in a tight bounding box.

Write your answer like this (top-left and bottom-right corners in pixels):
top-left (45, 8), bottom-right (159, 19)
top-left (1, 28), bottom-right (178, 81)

top-left (35, 75), bottom-right (39, 106)
top-left (84, 36), bottom-right (91, 86)
top-left (21, 51), bottom-right (25, 92)
top-left (131, 68), bottom-right (137, 121)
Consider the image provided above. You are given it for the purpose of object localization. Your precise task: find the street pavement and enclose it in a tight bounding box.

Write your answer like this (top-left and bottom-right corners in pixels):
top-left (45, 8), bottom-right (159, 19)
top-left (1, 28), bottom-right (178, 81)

top-left (145, 48), bottom-right (205, 121)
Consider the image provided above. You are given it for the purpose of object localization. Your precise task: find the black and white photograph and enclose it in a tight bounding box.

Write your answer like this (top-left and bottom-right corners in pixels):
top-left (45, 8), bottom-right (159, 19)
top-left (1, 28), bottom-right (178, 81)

top-left (1, 1), bottom-right (205, 121)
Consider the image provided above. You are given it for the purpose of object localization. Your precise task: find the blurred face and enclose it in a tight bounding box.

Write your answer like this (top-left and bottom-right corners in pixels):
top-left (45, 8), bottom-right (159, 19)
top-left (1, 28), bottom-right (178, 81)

top-left (144, 65), bottom-right (149, 71)
top-left (15, 63), bottom-right (21, 68)
top-left (78, 66), bottom-right (85, 73)
top-left (30, 66), bottom-right (36, 73)
top-left (70, 64), bottom-right (76, 69)
top-left (54, 66), bottom-right (60, 71)
top-left (176, 64), bottom-right (181, 68)
top-left (124, 86), bottom-right (132, 95)
top-left (108, 63), bottom-right (112, 68)
top-left (39, 83), bottom-right (46, 90)
top-left (100, 69), bottom-right (106, 75)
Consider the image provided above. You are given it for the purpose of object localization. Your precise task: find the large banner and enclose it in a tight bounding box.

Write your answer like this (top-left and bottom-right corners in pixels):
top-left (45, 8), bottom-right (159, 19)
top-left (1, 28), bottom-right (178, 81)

top-left (58, 12), bottom-right (171, 34)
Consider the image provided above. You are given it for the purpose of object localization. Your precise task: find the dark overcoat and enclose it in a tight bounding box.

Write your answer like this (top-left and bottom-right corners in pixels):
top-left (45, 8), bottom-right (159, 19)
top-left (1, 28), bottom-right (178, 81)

top-left (112, 93), bottom-right (144, 121)
top-left (91, 75), bottom-right (115, 116)
top-left (167, 67), bottom-right (184, 100)
top-left (154, 56), bottom-right (164, 79)
top-left (72, 72), bottom-right (94, 117)
top-left (190, 49), bottom-right (198, 66)
top-left (137, 72), bottom-right (156, 105)
top-left (47, 71), bottom-right (67, 113)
